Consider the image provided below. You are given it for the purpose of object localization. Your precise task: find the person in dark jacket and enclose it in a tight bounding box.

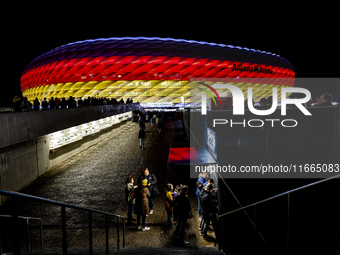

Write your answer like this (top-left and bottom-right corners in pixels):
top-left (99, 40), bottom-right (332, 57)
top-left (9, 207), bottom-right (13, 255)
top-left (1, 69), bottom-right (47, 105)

top-left (60, 98), bottom-right (67, 109)
top-left (138, 167), bottom-right (157, 214)
top-left (21, 97), bottom-right (31, 112)
top-left (200, 184), bottom-right (218, 241)
top-left (318, 93), bottom-right (333, 106)
top-left (139, 129), bottom-right (146, 149)
top-left (134, 179), bottom-right (150, 231)
top-left (139, 120), bottom-right (146, 131)
top-left (173, 185), bottom-right (191, 245)
top-left (41, 98), bottom-right (48, 110)
top-left (196, 172), bottom-right (208, 220)
top-left (33, 98), bottom-right (40, 111)
top-left (49, 97), bottom-right (55, 109)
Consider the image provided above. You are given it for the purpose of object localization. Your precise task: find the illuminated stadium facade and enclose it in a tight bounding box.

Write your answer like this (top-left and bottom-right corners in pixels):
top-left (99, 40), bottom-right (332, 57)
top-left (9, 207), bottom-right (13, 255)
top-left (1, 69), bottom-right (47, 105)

top-left (20, 37), bottom-right (295, 105)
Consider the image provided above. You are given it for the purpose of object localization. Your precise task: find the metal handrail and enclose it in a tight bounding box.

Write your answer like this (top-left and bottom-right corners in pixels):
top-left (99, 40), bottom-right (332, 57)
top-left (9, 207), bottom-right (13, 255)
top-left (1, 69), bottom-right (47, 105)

top-left (0, 189), bottom-right (125, 255)
top-left (0, 214), bottom-right (43, 252)
top-left (219, 173), bottom-right (340, 218)
top-left (218, 173), bottom-right (340, 254)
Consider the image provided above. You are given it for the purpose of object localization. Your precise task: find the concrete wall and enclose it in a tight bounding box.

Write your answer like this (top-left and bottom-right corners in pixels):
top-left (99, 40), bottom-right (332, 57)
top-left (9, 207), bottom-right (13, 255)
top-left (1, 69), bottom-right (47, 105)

top-left (0, 104), bottom-right (146, 205)
top-left (0, 120), bottom-right (131, 205)
top-left (0, 104), bottom-right (146, 149)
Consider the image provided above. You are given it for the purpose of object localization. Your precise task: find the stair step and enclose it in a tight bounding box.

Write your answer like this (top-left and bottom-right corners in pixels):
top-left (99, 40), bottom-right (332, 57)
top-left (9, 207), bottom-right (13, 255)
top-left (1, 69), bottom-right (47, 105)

top-left (20, 246), bottom-right (225, 255)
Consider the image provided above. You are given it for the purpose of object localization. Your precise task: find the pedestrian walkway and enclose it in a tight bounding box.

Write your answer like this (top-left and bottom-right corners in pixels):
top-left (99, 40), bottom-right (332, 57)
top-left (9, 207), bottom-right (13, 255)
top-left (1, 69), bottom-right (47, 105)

top-left (0, 117), bottom-right (221, 253)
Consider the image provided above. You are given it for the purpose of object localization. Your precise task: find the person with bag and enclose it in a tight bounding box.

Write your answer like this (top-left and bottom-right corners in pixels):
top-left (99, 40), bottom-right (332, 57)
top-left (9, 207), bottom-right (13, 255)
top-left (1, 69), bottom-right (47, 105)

top-left (165, 183), bottom-right (174, 227)
top-left (125, 173), bottom-right (138, 225)
top-left (138, 167), bottom-right (158, 215)
top-left (134, 179), bottom-right (150, 231)
top-left (173, 185), bottom-right (191, 245)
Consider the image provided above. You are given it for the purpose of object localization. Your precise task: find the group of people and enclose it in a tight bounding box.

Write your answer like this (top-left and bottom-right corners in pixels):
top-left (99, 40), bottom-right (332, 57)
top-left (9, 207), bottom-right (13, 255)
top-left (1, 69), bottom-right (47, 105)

top-left (12, 95), bottom-right (136, 112)
top-left (138, 114), bottom-right (164, 148)
top-left (125, 168), bottom-right (193, 245)
top-left (125, 168), bottom-right (158, 231)
top-left (196, 172), bottom-right (219, 242)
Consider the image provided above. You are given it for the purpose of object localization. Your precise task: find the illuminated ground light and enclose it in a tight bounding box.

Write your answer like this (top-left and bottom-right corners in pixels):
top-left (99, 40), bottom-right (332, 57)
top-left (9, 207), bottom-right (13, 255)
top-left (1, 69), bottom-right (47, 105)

top-left (20, 37), bottom-right (295, 105)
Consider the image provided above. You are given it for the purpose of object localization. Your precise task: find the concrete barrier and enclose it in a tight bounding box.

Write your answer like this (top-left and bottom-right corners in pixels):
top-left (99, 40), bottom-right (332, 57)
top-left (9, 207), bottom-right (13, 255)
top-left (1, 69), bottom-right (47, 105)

top-left (0, 104), bottom-right (146, 204)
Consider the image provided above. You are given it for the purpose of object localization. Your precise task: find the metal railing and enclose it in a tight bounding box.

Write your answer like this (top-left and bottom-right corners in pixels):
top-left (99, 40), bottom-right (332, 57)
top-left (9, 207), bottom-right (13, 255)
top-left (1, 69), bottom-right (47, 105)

top-left (0, 189), bottom-right (125, 255)
top-left (0, 214), bottom-right (43, 253)
top-left (218, 173), bottom-right (340, 254)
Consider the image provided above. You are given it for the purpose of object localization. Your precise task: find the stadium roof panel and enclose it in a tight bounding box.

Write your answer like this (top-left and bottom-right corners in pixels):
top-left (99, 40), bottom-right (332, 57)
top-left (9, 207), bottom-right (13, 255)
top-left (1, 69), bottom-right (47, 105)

top-left (21, 37), bottom-right (295, 104)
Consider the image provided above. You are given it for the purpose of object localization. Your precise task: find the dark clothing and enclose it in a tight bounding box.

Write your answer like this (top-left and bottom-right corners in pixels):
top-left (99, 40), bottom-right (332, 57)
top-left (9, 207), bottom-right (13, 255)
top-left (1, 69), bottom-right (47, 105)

top-left (41, 100), bottom-right (48, 110)
top-left (202, 212), bottom-right (218, 241)
top-left (49, 99), bottom-right (55, 109)
top-left (173, 192), bottom-right (191, 242)
top-left (139, 121), bottom-right (145, 130)
top-left (138, 129), bottom-right (146, 139)
top-left (60, 100), bottom-right (67, 108)
top-left (128, 203), bottom-right (134, 222)
top-left (138, 173), bottom-right (157, 194)
top-left (21, 100), bottom-right (31, 112)
top-left (33, 99), bottom-right (40, 111)
top-left (175, 217), bottom-right (187, 241)
top-left (319, 102), bottom-right (333, 106)
top-left (200, 191), bottom-right (215, 216)
top-left (137, 213), bottom-right (146, 228)
top-left (200, 190), bottom-right (218, 240)
top-left (173, 193), bottom-right (191, 220)
top-left (166, 211), bottom-right (172, 227)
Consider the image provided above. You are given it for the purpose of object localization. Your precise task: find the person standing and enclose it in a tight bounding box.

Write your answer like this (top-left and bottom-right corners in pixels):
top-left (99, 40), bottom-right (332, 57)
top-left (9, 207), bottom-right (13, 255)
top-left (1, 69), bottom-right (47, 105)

top-left (49, 97), bottom-right (55, 110)
top-left (196, 172), bottom-right (208, 221)
top-left (55, 98), bottom-right (60, 109)
top-left (157, 118), bottom-right (162, 134)
top-left (33, 98), bottom-right (40, 111)
top-left (21, 97), bottom-right (30, 112)
top-left (139, 128), bottom-right (146, 149)
top-left (138, 167), bottom-right (157, 215)
top-left (165, 183), bottom-right (174, 227)
top-left (201, 184), bottom-right (218, 242)
top-left (125, 173), bottom-right (138, 225)
top-left (41, 98), bottom-right (48, 110)
top-left (173, 185), bottom-right (191, 245)
top-left (12, 96), bottom-right (20, 112)
top-left (139, 119), bottom-right (146, 131)
top-left (135, 179), bottom-right (150, 231)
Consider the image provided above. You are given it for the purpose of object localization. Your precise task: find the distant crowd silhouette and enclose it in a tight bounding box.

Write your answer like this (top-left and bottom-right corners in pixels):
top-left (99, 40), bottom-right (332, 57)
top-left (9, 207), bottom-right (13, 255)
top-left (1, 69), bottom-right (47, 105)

top-left (11, 96), bottom-right (138, 112)
top-left (10, 92), bottom-right (337, 112)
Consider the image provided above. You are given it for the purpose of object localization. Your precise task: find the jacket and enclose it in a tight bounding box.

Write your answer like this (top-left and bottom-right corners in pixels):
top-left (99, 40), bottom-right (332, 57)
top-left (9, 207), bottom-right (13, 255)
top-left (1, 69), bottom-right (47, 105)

top-left (165, 190), bottom-right (173, 211)
top-left (173, 193), bottom-right (191, 219)
top-left (200, 191), bottom-right (215, 216)
top-left (125, 183), bottom-right (136, 204)
top-left (134, 186), bottom-right (150, 215)
top-left (138, 129), bottom-right (146, 139)
top-left (196, 173), bottom-right (208, 195)
top-left (138, 173), bottom-right (157, 193)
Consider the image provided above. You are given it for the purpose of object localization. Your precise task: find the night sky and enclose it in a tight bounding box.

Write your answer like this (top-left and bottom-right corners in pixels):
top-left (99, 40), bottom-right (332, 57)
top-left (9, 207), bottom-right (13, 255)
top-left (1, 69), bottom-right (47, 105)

top-left (2, 4), bottom-right (339, 107)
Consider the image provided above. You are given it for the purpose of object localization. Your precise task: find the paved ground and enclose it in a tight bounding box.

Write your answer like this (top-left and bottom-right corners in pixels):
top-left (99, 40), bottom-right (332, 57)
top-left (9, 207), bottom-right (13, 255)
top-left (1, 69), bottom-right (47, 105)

top-left (0, 116), bottom-right (221, 254)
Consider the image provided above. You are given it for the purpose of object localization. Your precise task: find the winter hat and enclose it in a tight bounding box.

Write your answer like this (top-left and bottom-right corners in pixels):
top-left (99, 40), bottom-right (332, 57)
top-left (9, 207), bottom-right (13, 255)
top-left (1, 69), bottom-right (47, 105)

top-left (141, 179), bottom-right (147, 186)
